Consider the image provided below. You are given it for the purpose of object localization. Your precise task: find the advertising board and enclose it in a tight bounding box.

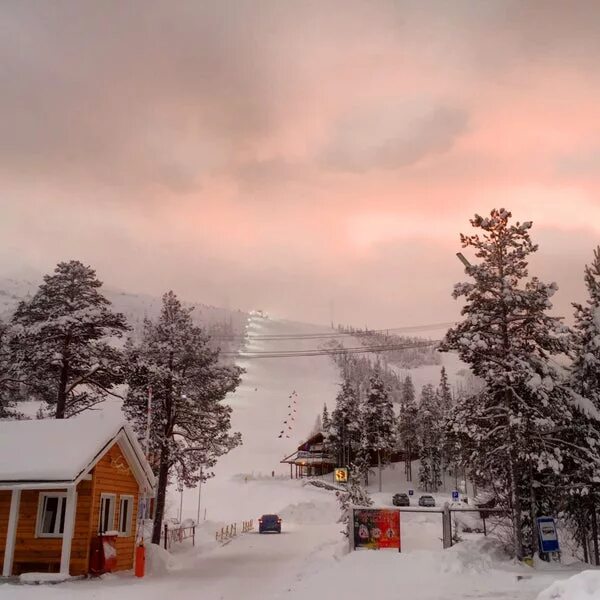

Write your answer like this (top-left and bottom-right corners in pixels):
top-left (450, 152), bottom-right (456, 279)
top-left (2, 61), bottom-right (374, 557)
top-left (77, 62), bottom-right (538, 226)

top-left (353, 508), bottom-right (401, 551)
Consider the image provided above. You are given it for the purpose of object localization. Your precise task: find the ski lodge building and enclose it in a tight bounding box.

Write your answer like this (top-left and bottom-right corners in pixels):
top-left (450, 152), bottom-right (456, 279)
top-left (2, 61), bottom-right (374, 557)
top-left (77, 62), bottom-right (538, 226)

top-left (0, 418), bottom-right (155, 578)
top-left (281, 432), bottom-right (336, 478)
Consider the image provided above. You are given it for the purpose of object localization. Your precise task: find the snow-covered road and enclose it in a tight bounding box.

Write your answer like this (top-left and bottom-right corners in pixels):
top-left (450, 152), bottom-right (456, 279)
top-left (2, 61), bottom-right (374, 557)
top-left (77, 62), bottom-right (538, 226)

top-left (0, 522), bottom-right (341, 600)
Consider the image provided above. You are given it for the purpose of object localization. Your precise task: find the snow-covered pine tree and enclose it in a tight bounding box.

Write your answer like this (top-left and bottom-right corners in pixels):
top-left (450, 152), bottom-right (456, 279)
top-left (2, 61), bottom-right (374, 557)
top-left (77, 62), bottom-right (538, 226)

top-left (437, 367), bottom-right (452, 414)
top-left (329, 379), bottom-right (361, 467)
top-left (123, 291), bottom-right (242, 544)
top-left (336, 464), bottom-right (373, 537)
top-left (358, 373), bottom-right (396, 492)
top-left (568, 247), bottom-right (600, 564)
top-left (437, 367), bottom-right (454, 477)
top-left (440, 209), bottom-right (574, 560)
top-left (10, 261), bottom-right (129, 418)
top-left (322, 403), bottom-right (331, 432)
top-left (571, 246), bottom-right (600, 414)
top-left (398, 375), bottom-right (419, 481)
top-left (417, 384), bottom-right (443, 492)
top-left (0, 320), bottom-right (22, 419)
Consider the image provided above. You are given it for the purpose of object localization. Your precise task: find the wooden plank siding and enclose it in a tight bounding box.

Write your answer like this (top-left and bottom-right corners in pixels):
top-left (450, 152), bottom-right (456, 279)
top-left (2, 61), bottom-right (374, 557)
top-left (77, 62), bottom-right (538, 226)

top-left (90, 442), bottom-right (140, 572)
top-left (10, 481), bottom-right (92, 576)
top-left (0, 491), bottom-right (10, 569)
top-left (0, 439), bottom-right (142, 577)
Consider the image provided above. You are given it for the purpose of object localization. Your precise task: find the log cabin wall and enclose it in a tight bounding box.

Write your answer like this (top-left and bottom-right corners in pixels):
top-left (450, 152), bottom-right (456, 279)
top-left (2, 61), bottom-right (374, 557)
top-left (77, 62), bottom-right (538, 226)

top-left (0, 491), bottom-right (10, 569)
top-left (9, 480), bottom-right (92, 576)
top-left (90, 442), bottom-right (140, 571)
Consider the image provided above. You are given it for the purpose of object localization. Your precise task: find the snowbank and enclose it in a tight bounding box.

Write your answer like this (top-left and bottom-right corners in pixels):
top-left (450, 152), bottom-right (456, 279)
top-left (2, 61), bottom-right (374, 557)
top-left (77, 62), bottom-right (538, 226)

top-left (537, 570), bottom-right (600, 600)
top-left (440, 538), bottom-right (512, 573)
top-left (145, 543), bottom-right (180, 575)
top-left (19, 572), bottom-right (73, 584)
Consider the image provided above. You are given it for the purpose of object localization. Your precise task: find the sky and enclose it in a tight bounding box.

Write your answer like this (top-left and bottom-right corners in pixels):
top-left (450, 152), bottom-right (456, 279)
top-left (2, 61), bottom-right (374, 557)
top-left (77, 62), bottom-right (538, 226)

top-left (1, 0), bottom-right (600, 328)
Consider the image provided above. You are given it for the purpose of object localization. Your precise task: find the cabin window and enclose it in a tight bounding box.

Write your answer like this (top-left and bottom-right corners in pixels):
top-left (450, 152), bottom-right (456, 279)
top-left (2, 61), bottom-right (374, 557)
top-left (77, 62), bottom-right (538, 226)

top-left (36, 493), bottom-right (67, 538)
top-left (99, 494), bottom-right (116, 533)
top-left (118, 495), bottom-right (134, 536)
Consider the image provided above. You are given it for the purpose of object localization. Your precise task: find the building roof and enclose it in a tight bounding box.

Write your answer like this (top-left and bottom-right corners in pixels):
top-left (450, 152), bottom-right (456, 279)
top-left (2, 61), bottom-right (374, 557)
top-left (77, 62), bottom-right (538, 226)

top-left (0, 415), bottom-right (155, 492)
top-left (297, 431), bottom-right (324, 451)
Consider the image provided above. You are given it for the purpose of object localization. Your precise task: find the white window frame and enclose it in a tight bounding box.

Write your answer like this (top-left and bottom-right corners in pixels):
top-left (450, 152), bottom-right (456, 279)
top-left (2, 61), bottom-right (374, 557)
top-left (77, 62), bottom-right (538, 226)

top-left (98, 493), bottom-right (116, 534)
top-left (118, 495), bottom-right (134, 537)
top-left (36, 492), bottom-right (67, 538)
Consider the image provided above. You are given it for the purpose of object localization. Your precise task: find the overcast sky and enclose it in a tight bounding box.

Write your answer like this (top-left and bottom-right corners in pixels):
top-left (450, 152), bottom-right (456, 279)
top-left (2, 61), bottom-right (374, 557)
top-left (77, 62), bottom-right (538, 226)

top-left (1, 1), bottom-right (600, 327)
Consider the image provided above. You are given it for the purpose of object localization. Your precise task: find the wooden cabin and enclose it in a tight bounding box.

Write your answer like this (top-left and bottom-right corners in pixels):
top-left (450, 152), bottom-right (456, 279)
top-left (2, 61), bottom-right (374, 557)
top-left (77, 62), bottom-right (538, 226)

top-left (0, 418), bottom-right (155, 578)
top-left (281, 432), bottom-right (336, 479)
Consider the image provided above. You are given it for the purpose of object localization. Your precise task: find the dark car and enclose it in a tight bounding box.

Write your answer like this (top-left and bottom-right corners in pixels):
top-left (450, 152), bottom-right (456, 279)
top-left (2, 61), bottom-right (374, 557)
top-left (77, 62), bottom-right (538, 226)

top-left (418, 495), bottom-right (436, 507)
top-left (392, 493), bottom-right (410, 507)
top-left (259, 514), bottom-right (282, 533)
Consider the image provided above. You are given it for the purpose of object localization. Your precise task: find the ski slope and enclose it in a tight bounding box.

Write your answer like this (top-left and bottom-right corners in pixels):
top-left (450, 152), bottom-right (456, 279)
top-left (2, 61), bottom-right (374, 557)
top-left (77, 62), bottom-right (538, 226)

top-left (176, 314), bottom-right (342, 522)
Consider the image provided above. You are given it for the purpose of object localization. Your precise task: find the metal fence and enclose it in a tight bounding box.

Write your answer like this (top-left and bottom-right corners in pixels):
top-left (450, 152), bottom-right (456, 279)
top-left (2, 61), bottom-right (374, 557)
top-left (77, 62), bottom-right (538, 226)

top-left (161, 523), bottom-right (196, 550)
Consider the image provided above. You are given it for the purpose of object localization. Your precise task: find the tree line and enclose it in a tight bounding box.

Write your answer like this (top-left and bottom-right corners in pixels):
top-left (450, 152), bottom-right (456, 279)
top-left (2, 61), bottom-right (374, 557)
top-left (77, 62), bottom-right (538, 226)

top-left (323, 352), bottom-right (455, 494)
top-left (327, 209), bottom-right (600, 564)
top-left (0, 260), bottom-right (242, 544)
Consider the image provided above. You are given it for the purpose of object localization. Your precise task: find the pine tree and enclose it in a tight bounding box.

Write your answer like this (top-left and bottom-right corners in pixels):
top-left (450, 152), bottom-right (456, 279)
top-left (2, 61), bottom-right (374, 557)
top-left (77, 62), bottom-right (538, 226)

top-left (440, 209), bottom-right (574, 559)
top-left (569, 247), bottom-right (600, 564)
top-left (10, 261), bottom-right (129, 418)
top-left (335, 465), bottom-right (373, 536)
top-left (329, 379), bottom-right (361, 467)
top-left (437, 367), bottom-right (454, 478)
top-left (417, 384), bottom-right (443, 492)
top-left (398, 375), bottom-right (419, 481)
top-left (0, 320), bottom-right (22, 419)
top-left (322, 403), bottom-right (331, 432)
top-left (123, 291), bottom-right (242, 544)
top-left (437, 367), bottom-right (452, 414)
top-left (358, 373), bottom-right (396, 492)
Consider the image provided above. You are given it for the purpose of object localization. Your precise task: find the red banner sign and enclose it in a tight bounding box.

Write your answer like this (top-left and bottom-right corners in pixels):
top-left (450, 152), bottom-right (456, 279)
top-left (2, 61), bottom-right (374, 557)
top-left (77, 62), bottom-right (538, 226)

top-left (353, 508), bottom-right (401, 551)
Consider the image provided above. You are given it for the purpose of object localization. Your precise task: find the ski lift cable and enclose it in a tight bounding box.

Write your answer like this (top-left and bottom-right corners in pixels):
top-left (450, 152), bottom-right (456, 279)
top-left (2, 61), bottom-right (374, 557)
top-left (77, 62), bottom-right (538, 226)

top-left (214, 321), bottom-right (456, 341)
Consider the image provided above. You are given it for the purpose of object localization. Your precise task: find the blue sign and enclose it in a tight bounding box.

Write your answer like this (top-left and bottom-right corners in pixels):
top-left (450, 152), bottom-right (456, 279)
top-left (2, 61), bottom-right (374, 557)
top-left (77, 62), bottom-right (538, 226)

top-left (537, 517), bottom-right (560, 553)
top-left (452, 490), bottom-right (459, 501)
top-left (408, 489), bottom-right (414, 496)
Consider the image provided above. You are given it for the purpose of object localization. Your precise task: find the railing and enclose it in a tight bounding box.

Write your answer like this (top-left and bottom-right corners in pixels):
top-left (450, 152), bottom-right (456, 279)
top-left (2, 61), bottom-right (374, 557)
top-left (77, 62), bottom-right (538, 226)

top-left (162, 523), bottom-right (196, 550)
top-left (215, 520), bottom-right (254, 542)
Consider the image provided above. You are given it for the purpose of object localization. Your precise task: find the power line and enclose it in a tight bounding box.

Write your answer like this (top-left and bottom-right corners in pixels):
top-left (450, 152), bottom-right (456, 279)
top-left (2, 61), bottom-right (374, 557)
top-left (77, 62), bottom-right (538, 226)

top-left (214, 321), bottom-right (455, 341)
top-left (223, 340), bottom-right (440, 359)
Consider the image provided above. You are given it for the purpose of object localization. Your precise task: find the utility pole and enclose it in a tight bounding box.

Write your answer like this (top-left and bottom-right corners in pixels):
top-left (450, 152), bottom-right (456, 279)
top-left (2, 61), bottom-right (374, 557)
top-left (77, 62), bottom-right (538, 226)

top-left (145, 387), bottom-right (152, 457)
top-left (196, 466), bottom-right (203, 524)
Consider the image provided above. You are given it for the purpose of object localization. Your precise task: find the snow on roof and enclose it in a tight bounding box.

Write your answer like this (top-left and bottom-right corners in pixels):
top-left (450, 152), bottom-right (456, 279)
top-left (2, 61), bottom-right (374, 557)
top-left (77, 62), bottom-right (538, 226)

top-left (0, 414), bottom-right (154, 488)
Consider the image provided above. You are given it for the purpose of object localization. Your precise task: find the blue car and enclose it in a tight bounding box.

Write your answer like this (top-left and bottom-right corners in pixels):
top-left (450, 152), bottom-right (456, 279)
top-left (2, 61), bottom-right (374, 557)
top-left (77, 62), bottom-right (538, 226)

top-left (259, 514), bottom-right (282, 533)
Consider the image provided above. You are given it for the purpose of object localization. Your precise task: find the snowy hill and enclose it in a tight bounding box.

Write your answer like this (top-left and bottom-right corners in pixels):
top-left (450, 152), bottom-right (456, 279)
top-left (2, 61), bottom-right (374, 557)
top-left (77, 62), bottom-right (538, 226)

top-left (175, 315), bottom-right (473, 524)
top-left (177, 314), bottom-right (342, 522)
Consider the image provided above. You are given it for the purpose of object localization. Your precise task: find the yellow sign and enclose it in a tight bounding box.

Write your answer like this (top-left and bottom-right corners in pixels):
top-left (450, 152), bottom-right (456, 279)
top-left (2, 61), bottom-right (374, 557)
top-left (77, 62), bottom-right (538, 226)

top-left (334, 468), bottom-right (348, 483)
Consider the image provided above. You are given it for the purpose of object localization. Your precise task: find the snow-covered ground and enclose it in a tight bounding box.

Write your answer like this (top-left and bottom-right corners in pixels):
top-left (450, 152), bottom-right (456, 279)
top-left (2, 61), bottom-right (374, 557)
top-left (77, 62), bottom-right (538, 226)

top-left (0, 315), bottom-right (593, 599)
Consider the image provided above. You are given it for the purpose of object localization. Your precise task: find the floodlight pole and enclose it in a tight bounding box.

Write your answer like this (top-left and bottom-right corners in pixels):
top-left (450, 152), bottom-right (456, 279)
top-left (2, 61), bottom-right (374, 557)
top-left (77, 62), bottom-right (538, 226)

top-left (456, 253), bottom-right (472, 268)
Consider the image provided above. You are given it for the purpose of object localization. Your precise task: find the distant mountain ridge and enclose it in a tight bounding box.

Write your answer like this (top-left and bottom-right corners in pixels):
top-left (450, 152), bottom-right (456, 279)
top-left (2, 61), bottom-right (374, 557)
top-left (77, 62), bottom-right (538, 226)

top-left (0, 275), bottom-right (249, 338)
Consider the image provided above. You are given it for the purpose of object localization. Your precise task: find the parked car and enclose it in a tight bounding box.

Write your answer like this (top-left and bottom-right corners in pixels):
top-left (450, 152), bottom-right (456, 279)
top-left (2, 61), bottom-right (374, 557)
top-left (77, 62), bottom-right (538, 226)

top-left (259, 514), bottom-right (282, 533)
top-left (392, 493), bottom-right (410, 506)
top-left (418, 495), bottom-right (436, 507)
